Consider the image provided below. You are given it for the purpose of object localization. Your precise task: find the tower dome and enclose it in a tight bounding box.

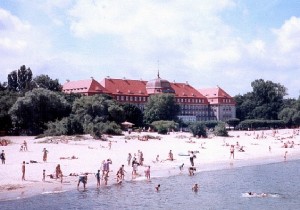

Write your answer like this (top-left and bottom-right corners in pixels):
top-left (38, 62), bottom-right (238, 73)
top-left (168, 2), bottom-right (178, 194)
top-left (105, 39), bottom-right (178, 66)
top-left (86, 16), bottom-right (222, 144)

top-left (146, 72), bottom-right (175, 94)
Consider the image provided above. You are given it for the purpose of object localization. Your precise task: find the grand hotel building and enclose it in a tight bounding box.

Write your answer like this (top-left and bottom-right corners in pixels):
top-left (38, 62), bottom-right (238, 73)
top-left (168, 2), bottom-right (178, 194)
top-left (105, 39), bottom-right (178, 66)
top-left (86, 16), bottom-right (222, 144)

top-left (62, 74), bottom-right (236, 122)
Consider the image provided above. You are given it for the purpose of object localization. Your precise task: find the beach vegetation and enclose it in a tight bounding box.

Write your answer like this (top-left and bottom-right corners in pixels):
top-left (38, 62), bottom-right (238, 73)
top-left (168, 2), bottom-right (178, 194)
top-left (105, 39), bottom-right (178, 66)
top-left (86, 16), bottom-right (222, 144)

top-left (9, 88), bottom-right (71, 135)
top-left (151, 120), bottom-right (179, 134)
top-left (237, 119), bottom-right (285, 130)
top-left (214, 122), bottom-right (228, 136)
top-left (188, 122), bottom-right (207, 138)
top-left (278, 108), bottom-right (300, 127)
top-left (0, 90), bottom-right (19, 132)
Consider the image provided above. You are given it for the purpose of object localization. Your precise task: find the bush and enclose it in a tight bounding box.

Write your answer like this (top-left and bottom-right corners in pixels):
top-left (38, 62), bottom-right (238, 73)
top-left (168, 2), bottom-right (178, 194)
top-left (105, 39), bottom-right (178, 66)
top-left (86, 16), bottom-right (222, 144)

top-left (151, 120), bottom-right (179, 134)
top-left (237, 119), bottom-right (285, 130)
top-left (90, 121), bottom-right (122, 139)
top-left (214, 123), bottom-right (228, 137)
top-left (188, 122), bottom-right (207, 138)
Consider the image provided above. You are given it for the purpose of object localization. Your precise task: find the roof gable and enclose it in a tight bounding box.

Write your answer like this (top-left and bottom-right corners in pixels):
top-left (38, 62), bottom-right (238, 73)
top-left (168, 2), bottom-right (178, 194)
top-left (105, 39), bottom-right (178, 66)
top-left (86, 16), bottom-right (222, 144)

top-left (63, 79), bottom-right (108, 94)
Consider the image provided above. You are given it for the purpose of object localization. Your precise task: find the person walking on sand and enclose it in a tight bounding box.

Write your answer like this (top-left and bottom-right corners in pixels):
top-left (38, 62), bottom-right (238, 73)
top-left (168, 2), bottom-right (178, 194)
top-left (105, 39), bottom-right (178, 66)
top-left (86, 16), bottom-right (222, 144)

top-left (189, 151), bottom-right (196, 166)
top-left (42, 148), bottom-right (48, 162)
top-left (22, 161), bottom-right (26, 181)
top-left (95, 170), bottom-right (101, 188)
top-left (127, 153), bottom-right (132, 166)
top-left (230, 145), bottom-right (235, 159)
top-left (168, 150), bottom-right (174, 161)
top-left (56, 164), bottom-right (61, 179)
top-left (0, 150), bottom-right (5, 164)
top-left (42, 169), bottom-right (46, 182)
top-left (23, 140), bottom-right (28, 151)
top-left (108, 141), bottom-right (112, 150)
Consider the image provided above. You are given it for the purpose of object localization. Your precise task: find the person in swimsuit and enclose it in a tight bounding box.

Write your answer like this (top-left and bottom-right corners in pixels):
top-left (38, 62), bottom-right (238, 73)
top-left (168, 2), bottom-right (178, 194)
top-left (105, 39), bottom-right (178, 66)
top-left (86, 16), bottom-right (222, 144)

top-left (230, 145), bottom-right (234, 159)
top-left (192, 184), bottom-right (199, 192)
top-left (43, 169), bottom-right (46, 182)
top-left (77, 174), bottom-right (87, 189)
top-left (22, 161), bottom-right (26, 181)
top-left (127, 153), bottom-right (132, 166)
top-left (189, 151), bottom-right (195, 166)
top-left (1, 150), bottom-right (5, 164)
top-left (95, 170), bottom-right (101, 188)
top-left (145, 166), bottom-right (151, 180)
top-left (42, 148), bottom-right (48, 162)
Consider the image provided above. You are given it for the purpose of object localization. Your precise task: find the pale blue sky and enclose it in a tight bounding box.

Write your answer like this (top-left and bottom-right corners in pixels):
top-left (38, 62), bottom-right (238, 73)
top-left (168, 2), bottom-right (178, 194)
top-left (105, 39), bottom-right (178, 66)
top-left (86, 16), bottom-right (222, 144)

top-left (1, 0), bottom-right (300, 98)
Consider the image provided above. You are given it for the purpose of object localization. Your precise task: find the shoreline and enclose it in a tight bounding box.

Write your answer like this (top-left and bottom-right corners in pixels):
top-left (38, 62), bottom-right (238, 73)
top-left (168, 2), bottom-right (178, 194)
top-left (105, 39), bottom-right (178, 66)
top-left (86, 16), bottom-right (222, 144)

top-left (0, 129), bottom-right (299, 201)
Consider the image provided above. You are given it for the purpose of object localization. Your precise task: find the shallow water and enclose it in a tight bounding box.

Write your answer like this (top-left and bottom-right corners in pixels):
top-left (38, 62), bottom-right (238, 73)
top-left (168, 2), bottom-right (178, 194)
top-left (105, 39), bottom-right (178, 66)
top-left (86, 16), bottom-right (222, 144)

top-left (1, 160), bottom-right (300, 210)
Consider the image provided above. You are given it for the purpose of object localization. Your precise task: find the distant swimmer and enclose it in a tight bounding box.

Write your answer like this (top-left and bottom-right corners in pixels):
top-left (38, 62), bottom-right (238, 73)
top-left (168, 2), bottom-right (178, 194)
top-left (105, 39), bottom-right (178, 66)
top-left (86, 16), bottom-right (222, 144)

top-left (192, 184), bottom-right (199, 192)
top-left (155, 184), bottom-right (160, 191)
top-left (245, 192), bottom-right (277, 198)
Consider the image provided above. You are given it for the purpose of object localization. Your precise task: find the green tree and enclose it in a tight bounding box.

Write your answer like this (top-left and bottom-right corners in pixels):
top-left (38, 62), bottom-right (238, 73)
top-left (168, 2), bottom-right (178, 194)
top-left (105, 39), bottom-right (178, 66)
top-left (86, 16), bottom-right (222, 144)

top-left (9, 88), bottom-right (71, 134)
top-left (32, 74), bottom-right (62, 91)
top-left (143, 94), bottom-right (180, 124)
top-left (122, 104), bottom-right (143, 127)
top-left (278, 108), bottom-right (296, 127)
top-left (0, 90), bottom-right (19, 131)
top-left (7, 65), bottom-right (33, 92)
top-left (71, 94), bottom-right (124, 133)
top-left (235, 79), bottom-right (287, 121)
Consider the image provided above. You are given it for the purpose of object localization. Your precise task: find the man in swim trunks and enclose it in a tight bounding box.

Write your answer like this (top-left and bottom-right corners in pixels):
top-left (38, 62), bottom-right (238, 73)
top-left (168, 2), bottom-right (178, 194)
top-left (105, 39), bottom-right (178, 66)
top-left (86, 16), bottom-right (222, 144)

top-left (189, 151), bottom-right (195, 166)
top-left (77, 174), bottom-right (87, 189)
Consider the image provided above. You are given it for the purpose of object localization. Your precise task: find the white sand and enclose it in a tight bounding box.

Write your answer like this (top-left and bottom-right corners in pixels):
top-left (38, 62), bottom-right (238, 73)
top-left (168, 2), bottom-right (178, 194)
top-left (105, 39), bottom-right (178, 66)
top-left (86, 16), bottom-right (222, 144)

top-left (0, 128), bottom-right (300, 200)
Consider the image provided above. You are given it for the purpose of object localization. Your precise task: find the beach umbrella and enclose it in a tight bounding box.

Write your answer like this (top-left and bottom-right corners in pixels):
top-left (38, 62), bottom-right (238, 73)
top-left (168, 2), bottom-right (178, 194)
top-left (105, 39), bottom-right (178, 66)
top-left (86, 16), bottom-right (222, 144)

top-left (121, 121), bottom-right (135, 127)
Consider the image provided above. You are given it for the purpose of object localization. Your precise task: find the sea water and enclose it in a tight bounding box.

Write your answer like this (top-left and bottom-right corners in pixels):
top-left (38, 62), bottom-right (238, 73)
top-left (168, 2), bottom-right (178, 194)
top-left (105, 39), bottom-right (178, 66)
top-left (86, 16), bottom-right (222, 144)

top-left (1, 160), bottom-right (300, 210)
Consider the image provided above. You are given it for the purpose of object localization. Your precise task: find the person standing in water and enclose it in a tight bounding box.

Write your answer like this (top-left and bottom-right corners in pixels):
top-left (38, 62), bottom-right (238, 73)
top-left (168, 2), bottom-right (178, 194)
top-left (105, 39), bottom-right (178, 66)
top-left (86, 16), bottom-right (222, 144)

top-left (96, 170), bottom-right (101, 188)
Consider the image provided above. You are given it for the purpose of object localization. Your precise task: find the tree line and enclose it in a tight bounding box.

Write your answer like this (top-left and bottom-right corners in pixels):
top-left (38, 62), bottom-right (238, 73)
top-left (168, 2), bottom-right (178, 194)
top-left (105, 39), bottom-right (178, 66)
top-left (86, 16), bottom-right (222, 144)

top-left (0, 65), bottom-right (299, 138)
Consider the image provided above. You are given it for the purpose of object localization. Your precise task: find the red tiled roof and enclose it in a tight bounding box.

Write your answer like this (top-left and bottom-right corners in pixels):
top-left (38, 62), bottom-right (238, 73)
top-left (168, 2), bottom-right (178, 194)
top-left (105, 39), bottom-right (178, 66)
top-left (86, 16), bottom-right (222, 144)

top-left (62, 79), bottom-right (108, 95)
top-left (171, 82), bottom-right (208, 100)
top-left (100, 78), bottom-right (148, 95)
top-left (198, 87), bottom-right (235, 104)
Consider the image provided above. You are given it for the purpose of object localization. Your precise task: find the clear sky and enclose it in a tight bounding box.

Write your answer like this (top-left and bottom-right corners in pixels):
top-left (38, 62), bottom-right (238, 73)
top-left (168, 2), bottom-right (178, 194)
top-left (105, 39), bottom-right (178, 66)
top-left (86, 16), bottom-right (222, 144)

top-left (1, 0), bottom-right (300, 98)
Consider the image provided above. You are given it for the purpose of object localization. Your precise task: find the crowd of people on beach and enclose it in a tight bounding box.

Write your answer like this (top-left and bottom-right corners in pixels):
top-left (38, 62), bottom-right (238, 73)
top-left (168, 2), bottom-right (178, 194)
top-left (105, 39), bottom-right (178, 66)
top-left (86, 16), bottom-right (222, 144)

top-left (1, 128), bottom-right (299, 197)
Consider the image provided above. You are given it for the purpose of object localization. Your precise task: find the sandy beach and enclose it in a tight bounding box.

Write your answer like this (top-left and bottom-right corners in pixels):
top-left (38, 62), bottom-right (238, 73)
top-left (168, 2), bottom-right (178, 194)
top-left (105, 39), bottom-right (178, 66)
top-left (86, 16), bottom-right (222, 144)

top-left (0, 128), bottom-right (300, 201)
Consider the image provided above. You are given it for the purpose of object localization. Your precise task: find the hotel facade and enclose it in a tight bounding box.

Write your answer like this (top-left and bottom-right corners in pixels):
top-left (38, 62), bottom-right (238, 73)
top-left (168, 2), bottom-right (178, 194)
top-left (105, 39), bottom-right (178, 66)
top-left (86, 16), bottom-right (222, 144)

top-left (62, 75), bottom-right (236, 122)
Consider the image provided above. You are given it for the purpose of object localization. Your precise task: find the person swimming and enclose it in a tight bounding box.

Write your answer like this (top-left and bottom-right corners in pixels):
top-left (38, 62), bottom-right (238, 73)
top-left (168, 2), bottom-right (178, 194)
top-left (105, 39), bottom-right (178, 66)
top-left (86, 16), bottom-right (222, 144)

top-left (155, 184), bottom-right (160, 191)
top-left (192, 184), bottom-right (199, 192)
